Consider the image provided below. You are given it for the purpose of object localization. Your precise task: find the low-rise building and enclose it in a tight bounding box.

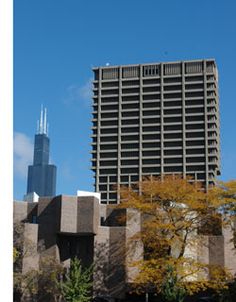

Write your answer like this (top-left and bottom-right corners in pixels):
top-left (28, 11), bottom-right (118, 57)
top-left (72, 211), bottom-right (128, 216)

top-left (14, 192), bottom-right (236, 301)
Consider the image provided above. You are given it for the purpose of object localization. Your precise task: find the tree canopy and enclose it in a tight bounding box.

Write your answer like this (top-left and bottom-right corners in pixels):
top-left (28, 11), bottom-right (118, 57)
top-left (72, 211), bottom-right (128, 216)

top-left (119, 176), bottom-right (236, 300)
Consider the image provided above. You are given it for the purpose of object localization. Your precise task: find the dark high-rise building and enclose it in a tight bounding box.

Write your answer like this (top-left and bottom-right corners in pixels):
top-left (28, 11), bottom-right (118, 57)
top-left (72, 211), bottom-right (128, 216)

top-left (91, 59), bottom-right (220, 204)
top-left (26, 106), bottom-right (57, 197)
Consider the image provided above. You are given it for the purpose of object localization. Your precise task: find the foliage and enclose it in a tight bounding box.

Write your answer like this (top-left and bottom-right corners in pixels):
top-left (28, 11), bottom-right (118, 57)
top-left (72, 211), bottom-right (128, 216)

top-left (13, 222), bottom-right (64, 302)
top-left (14, 269), bottom-right (40, 300)
top-left (14, 222), bottom-right (25, 296)
top-left (160, 265), bottom-right (186, 302)
top-left (119, 176), bottom-right (236, 301)
top-left (38, 255), bottom-right (65, 301)
top-left (13, 247), bottom-right (19, 263)
top-left (57, 257), bottom-right (93, 302)
top-left (217, 278), bottom-right (236, 302)
top-left (13, 222), bottom-right (24, 271)
top-left (14, 254), bottom-right (64, 302)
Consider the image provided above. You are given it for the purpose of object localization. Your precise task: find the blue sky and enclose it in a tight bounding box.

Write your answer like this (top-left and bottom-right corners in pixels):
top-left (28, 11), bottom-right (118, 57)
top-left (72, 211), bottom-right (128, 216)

top-left (14, 0), bottom-right (236, 200)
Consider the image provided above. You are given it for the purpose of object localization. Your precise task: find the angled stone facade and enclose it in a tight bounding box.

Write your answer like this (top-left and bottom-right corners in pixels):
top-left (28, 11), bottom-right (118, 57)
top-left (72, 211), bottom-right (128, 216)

top-left (14, 193), bottom-right (236, 301)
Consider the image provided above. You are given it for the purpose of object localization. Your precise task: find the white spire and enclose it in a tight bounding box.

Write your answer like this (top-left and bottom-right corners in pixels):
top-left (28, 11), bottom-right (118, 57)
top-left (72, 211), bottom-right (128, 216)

top-left (39, 104), bottom-right (43, 134)
top-left (37, 105), bottom-right (48, 135)
top-left (43, 107), bottom-right (47, 135)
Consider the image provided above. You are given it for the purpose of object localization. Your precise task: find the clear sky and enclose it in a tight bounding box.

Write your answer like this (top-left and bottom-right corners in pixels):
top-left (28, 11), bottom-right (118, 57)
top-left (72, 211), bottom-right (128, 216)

top-left (14, 0), bottom-right (236, 200)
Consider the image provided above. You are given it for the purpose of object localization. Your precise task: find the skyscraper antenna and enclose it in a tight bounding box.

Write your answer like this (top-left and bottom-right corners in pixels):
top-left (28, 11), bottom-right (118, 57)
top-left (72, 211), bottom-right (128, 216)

top-left (39, 104), bottom-right (43, 134)
top-left (37, 105), bottom-right (48, 135)
top-left (43, 107), bottom-right (47, 135)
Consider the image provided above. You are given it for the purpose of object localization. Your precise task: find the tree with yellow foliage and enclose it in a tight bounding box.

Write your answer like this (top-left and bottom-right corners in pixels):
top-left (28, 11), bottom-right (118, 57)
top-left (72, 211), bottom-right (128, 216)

top-left (119, 176), bottom-right (236, 302)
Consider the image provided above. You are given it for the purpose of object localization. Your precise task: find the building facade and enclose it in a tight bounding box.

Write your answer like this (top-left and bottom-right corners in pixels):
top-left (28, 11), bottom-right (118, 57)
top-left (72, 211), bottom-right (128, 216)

top-left (14, 194), bottom-right (127, 300)
top-left (14, 193), bottom-right (236, 301)
top-left (27, 106), bottom-right (57, 197)
top-left (92, 59), bottom-right (220, 204)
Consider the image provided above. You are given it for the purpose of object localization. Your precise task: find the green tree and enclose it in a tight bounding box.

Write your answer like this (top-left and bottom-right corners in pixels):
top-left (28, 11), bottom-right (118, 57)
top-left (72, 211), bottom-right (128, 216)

top-left (161, 265), bottom-right (186, 302)
top-left (58, 257), bottom-right (93, 302)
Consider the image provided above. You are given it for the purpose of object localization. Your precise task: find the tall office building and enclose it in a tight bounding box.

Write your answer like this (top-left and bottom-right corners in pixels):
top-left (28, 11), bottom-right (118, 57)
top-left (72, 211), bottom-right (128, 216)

top-left (26, 106), bottom-right (57, 197)
top-left (91, 59), bottom-right (220, 204)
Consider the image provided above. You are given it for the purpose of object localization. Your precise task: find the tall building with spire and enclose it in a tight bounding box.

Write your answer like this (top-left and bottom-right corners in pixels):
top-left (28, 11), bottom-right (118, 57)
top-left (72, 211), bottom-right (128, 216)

top-left (26, 106), bottom-right (57, 197)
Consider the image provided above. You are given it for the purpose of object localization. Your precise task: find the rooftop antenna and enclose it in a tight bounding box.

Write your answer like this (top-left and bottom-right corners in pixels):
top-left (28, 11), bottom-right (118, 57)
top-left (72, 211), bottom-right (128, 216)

top-left (43, 107), bottom-right (47, 135)
top-left (37, 105), bottom-right (48, 135)
top-left (39, 104), bottom-right (43, 134)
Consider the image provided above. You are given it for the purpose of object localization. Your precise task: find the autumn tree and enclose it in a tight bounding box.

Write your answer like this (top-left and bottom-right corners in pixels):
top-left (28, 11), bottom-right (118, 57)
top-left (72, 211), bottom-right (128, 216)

top-left (119, 175), bottom-right (236, 301)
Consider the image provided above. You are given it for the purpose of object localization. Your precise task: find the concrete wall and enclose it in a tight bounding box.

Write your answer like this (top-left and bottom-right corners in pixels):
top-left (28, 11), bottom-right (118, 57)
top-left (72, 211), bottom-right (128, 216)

top-left (14, 202), bottom-right (29, 222)
top-left (94, 226), bottom-right (126, 299)
top-left (223, 225), bottom-right (236, 276)
top-left (77, 196), bottom-right (100, 234)
top-left (126, 208), bottom-right (143, 283)
top-left (109, 227), bottom-right (126, 298)
top-left (22, 223), bottom-right (39, 274)
top-left (60, 195), bottom-right (77, 233)
top-left (198, 233), bottom-right (235, 280)
top-left (37, 196), bottom-right (61, 256)
top-left (209, 235), bottom-right (225, 267)
top-left (60, 195), bottom-right (100, 234)
top-left (94, 226), bottom-right (110, 296)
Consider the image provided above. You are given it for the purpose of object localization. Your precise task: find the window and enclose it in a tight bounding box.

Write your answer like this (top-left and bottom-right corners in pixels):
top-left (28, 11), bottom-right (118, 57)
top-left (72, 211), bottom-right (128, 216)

top-left (143, 65), bottom-right (160, 77)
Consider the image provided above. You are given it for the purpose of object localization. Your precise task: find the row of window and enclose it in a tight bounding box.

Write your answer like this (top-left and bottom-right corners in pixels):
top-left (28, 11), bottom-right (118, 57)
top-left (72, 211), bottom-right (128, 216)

top-left (92, 140), bottom-right (219, 151)
top-left (95, 123), bottom-right (209, 132)
top-left (94, 150), bottom-right (218, 160)
top-left (97, 91), bottom-right (213, 99)
top-left (95, 115), bottom-right (217, 125)
top-left (97, 157), bottom-right (207, 166)
top-left (98, 108), bottom-right (206, 116)
top-left (98, 132), bottom-right (209, 142)
top-left (97, 103), bottom-right (201, 112)
top-left (96, 101), bottom-right (215, 111)
top-left (96, 97), bottom-right (217, 106)
top-left (97, 171), bottom-right (216, 184)
top-left (96, 129), bottom-right (215, 137)
top-left (96, 83), bottom-right (215, 92)
top-left (97, 62), bottom-right (215, 80)
top-left (97, 165), bottom-right (214, 175)
top-left (96, 86), bottom-right (215, 94)
top-left (96, 75), bottom-right (215, 89)
top-left (94, 140), bottom-right (207, 147)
